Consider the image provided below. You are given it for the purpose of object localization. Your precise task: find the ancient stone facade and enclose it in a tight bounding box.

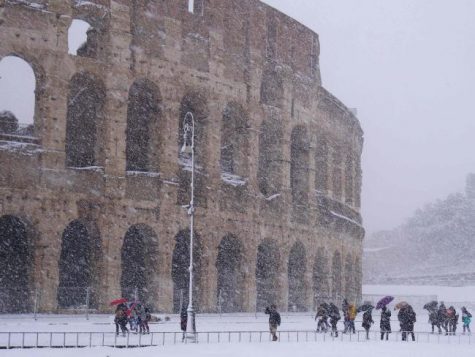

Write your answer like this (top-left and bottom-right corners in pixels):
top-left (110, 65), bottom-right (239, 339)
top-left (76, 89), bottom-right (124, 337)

top-left (0, 0), bottom-right (364, 313)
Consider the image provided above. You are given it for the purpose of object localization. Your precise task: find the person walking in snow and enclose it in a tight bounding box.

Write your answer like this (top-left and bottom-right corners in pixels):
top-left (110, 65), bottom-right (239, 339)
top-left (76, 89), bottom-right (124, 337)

top-left (438, 302), bottom-right (448, 334)
top-left (428, 308), bottom-right (441, 334)
top-left (462, 306), bottom-right (472, 335)
top-left (315, 303), bottom-right (329, 333)
top-left (446, 306), bottom-right (458, 335)
top-left (265, 305), bottom-right (281, 341)
top-left (115, 304), bottom-right (129, 336)
top-left (399, 305), bottom-right (416, 341)
top-left (362, 308), bottom-right (374, 340)
top-left (342, 299), bottom-right (349, 333)
top-left (180, 306), bottom-right (188, 342)
top-left (329, 303), bottom-right (341, 337)
top-left (380, 305), bottom-right (391, 340)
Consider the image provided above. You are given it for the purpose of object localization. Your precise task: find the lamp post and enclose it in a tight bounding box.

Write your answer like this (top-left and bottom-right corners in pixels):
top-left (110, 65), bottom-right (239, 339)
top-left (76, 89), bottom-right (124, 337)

top-left (180, 111), bottom-right (196, 340)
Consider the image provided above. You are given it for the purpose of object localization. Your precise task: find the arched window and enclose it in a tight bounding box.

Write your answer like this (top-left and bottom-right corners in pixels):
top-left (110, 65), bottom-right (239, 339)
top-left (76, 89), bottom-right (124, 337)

top-left (312, 247), bottom-right (329, 307)
top-left (171, 229), bottom-right (202, 313)
top-left (68, 19), bottom-right (97, 58)
top-left (216, 235), bottom-right (244, 312)
top-left (0, 215), bottom-right (32, 312)
top-left (126, 79), bottom-right (161, 172)
top-left (256, 239), bottom-right (280, 311)
top-left (315, 138), bottom-right (329, 195)
top-left (331, 251), bottom-right (342, 302)
top-left (121, 225), bottom-right (159, 309)
top-left (57, 220), bottom-right (102, 308)
top-left (0, 56), bottom-right (36, 137)
top-left (220, 102), bottom-right (249, 182)
top-left (177, 91), bottom-right (208, 207)
top-left (258, 116), bottom-right (283, 198)
top-left (288, 241), bottom-right (307, 311)
top-left (65, 72), bottom-right (105, 168)
top-left (290, 126), bottom-right (310, 208)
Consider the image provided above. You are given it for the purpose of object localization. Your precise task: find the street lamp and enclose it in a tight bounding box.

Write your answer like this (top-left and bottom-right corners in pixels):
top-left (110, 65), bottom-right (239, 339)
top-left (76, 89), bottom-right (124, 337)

top-left (181, 111), bottom-right (196, 341)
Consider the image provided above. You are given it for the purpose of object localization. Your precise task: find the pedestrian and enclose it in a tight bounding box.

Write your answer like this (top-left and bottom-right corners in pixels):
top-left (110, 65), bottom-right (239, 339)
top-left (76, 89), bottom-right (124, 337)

top-left (115, 304), bottom-right (128, 336)
top-left (399, 305), bottom-right (416, 341)
top-left (265, 304), bottom-right (281, 341)
top-left (348, 303), bottom-right (356, 333)
top-left (362, 308), bottom-right (374, 340)
top-left (380, 306), bottom-right (391, 340)
top-left (180, 307), bottom-right (188, 342)
top-left (438, 302), bottom-right (448, 335)
top-left (329, 303), bottom-right (341, 337)
top-left (429, 308), bottom-right (441, 334)
top-left (342, 299), bottom-right (349, 333)
top-left (138, 304), bottom-right (149, 334)
top-left (446, 306), bottom-right (458, 335)
top-left (315, 303), bottom-right (329, 333)
top-left (462, 306), bottom-right (472, 335)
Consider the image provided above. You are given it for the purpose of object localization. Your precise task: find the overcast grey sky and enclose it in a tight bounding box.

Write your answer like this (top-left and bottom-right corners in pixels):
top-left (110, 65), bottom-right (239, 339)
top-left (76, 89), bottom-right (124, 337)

top-left (1, 1), bottom-right (475, 234)
top-left (263, 0), bottom-right (475, 234)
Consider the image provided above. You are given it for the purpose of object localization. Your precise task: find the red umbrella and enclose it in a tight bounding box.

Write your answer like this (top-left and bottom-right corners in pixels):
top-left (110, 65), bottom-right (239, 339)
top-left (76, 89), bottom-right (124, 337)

top-left (110, 298), bottom-right (128, 306)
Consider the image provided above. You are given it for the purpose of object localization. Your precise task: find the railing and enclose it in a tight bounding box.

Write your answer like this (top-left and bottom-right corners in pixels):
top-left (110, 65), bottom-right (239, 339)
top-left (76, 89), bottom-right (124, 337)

top-left (0, 330), bottom-right (472, 349)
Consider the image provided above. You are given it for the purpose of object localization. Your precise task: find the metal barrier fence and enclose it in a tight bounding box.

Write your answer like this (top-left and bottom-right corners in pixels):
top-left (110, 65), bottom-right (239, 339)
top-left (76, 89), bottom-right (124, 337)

top-left (0, 330), bottom-right (472, 349)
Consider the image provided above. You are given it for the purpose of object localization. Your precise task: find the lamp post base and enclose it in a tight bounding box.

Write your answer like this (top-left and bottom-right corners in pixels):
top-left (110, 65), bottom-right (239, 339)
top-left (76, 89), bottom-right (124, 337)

top-left (186, 307), bottom-right (197, 342)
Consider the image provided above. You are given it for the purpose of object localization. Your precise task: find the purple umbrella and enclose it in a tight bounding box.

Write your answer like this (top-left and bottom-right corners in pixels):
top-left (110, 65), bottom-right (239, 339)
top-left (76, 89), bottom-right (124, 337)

top-left (376, 296), bottom-right (394, 309)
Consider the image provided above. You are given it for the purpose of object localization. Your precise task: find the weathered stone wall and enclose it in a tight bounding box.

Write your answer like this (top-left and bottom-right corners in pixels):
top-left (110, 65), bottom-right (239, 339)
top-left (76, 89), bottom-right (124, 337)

top-left (0, 0), bottom-right (364, 313)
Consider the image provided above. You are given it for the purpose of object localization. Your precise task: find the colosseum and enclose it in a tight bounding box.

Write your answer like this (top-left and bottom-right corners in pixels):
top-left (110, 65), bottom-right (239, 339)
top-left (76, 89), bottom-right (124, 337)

top-left (0, 0), bottom-right (364, 313)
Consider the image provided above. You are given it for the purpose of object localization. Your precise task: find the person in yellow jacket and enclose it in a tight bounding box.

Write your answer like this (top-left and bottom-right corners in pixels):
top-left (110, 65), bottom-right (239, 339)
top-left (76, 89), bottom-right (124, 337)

top-left (348, 304), bottom-right (357, 333)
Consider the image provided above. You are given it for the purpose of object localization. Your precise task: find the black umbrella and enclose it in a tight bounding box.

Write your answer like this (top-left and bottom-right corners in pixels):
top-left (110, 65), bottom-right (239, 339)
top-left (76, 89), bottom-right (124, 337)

top-left (423, 301), bottom-right (438, 311)
top-left (357, 303), bottom-right (374, 313)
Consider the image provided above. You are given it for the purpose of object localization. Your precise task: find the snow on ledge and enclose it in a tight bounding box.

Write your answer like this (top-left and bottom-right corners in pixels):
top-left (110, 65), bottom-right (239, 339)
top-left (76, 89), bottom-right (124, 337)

top-left (126, 171), bottom-right (161, 178)
top-left (330, 210), bottom-right (362, 227)
top-left (220, 172), bottom-right (247, 187)
top-left (265, 193), bottom-right (281, 201)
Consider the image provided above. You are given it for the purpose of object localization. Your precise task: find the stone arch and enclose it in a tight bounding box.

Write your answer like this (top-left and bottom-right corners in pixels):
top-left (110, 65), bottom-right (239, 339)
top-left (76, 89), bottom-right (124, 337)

top-left (312, 247), bottom-right (329, 307)
top-left (177, 90), bottom-right (209, 207)
top-left (256, 239), bottom-right (280, 311)
top-left (65, 72), bottom-right (106, 168)
top-left (258, 115), bottom-right (283, 197)
top-left (315, 137), bottom-right (329, 195)
top-left (57, 219), bottom-right (102, 308)
top-left (220, 102), bottom-right (250, 178)
top-left (120, 224), bottom-right (159, 309)
top-left (290, 125), bottom-right (310, 209)
top-left (0, 215), bottom-right (33, 312)
top-left (126, 79), bottom-right (162, 172)
top-left (0, 55), bottom-right (37, 137)
top-left (288, 240), bottom-right (307, 311)
top-left (68, 19), bottom-right (97, 58)
top-left (331, 250), bottom-right (342, 302)
top-left (344, 253), bottom-right (354, 302)
top-left (216, 234), bottom-right (244, 312)
top-left (171, 229), bottom-right (202, 313)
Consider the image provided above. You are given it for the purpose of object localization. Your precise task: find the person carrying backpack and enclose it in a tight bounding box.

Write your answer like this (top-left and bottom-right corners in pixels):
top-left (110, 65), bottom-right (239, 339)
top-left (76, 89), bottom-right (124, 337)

top-left (462, 306), bottom-right (472, 335)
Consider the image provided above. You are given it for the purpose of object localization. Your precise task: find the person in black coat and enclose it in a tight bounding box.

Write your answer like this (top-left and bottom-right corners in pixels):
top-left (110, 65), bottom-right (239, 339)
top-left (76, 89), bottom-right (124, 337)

top-left (329, 303), bottom-right (341, 337)
top-left (362, 308), bottom-right (374, 340)
top-left (399, 305), bottom-right (416, 341)
top-left (265, 304), bottom-right (281, 341)
top-left (180, 307), bottom-right (188, 342)
top-left (380, 306), bottom-right (391, 340)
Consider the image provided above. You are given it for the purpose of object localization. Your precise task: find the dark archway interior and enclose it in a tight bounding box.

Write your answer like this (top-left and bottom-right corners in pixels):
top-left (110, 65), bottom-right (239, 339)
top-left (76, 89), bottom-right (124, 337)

top-left (256, 240), bottom-right (279, 311)
top-left (332, 251), bottom-right (342, 301)
top-left (171, 230), bottom-right (202, 313)
top-left (288, 241), bottom-right (307, 311)
top-left (216, 235), bottom-right (243, 312)
top-left (0, 215), bottom-right (30, 313)
top-left (126, 79), bottom-right (160, 172)
top-left (290, 126), bottom-right (309, 207)
top-left (57, 220), bottom-right (92, 308)
top-left (65, 72), bottom-right (105, 168)
top-left (315, 139), bottom-right (329, 194)
top-left (313, 248), bottom-right (329, 307)
top-left (258, 117), bottom-right (283, 197)
top-left (120, 225), bottom-right (158, 308)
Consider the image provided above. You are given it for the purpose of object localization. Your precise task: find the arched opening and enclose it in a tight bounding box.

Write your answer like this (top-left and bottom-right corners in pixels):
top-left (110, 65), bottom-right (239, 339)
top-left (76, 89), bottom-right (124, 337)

top-left (216, 235), bottom-right (244, 312)
top-left (220, 102), bottom-right (249, 180)
top-left (256, 239), bottom-right (280, 311)
top-left (258, 116), bottom-right (283, 197)
top-left (345, 154), bottom-right (354, 205)
top-left (120, 225), bottom-right (158, 309)
top-left (177, 91), bottom-right (208, 207)
top-left (290, 126), bottom-right (310, 209)
top-left (312, 248), bottom-right (329, 308)
top-left (171, 229), bottom-right (202, 313)
top-left (57, 220), bottom-right (101, 309)
top-left (126, 79), bottom-right (161, 172)
top-left (288, 241), bottom-right (307, 311)
top-left (66, 72), bottom-right (105, 168)
top-left (331, 251), bottom-right (342, 302)
top-left (315, 138), bottom-right (329, 195)
top-left (68, 19), bottom-right (97, 58)
top-left (0, 215), bottom-right (31, 312)
top-left (0, 56), bottom-right (35, 137)
top-left (332, 146), bottom-right (343, 201)
top-left (344, 254), bottom-right (354, 302)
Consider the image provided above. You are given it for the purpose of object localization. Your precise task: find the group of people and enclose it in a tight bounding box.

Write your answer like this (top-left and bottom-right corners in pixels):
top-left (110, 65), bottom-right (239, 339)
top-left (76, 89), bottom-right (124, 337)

top-left (426, 302), bottom-right (472, 335)
top-left (265, 299), bottom-right (472, 342)
top-left (114, 302), bottom-right (152, 336)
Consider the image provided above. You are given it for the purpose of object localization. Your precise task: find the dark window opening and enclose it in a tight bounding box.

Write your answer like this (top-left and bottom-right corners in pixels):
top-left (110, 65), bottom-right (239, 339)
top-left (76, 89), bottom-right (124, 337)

top-left (66, 72), bottom-right (105, 168)
top-left (0, 215), bottom-right (31, 313)
top-left (290, 126), bottom-right (310, 208)
top-left (345, 154), bottom-right (354, 205)
top-left (258, 117), bottom-right (283, 197)
top-left (68, 19), bottom-right (98, 59)
top-left (256, 239), bottom-right (280, 311)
